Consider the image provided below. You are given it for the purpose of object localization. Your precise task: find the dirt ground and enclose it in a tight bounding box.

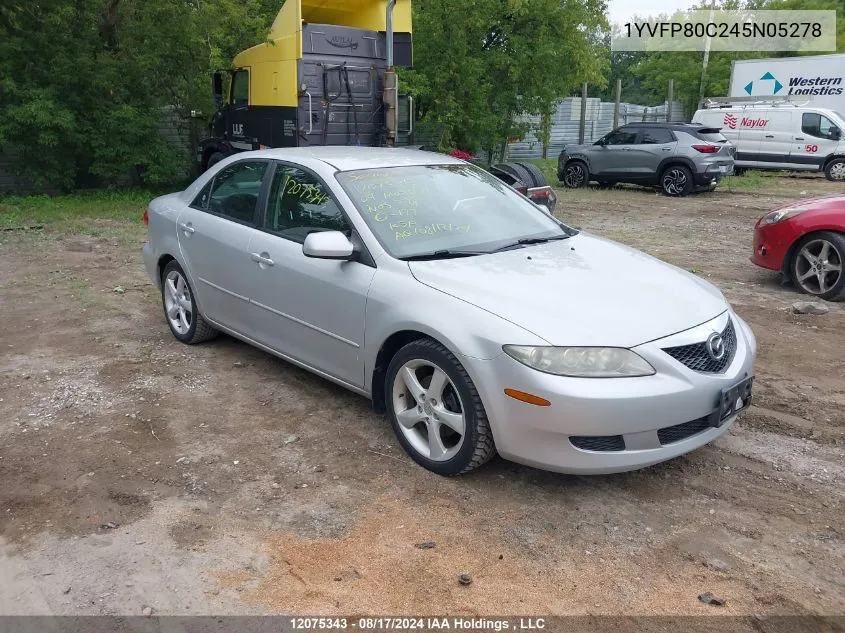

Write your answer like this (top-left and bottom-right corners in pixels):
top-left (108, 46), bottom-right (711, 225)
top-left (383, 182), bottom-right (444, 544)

top-left (1, 175), bottom-right (843, 618)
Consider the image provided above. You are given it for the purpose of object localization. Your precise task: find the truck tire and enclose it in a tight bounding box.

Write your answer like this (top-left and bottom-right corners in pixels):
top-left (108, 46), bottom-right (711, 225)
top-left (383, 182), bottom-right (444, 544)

top-left (491, 162), bottom-right (533, 190)
top-left (513, 161), bottom-right (548, 187)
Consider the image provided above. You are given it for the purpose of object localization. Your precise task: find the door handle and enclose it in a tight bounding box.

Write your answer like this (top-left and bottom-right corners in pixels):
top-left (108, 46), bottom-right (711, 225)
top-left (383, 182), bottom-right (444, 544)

top-left (622, 147), bottom-right (632, 151)
top-left (661, 147), bottom-right (672, 151)
top-left (250, 252), bottom-right (275, 267)
top-left (764, 134), bottom-right (774, 138)
top-left (795, 136), bottom-right (805, 141)
top-left (178, 222), bottom-right (195, 235)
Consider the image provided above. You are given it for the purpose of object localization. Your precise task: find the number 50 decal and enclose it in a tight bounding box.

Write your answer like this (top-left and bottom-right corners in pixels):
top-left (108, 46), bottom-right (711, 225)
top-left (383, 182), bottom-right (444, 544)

top-left (805, 144), bottom-right (819, 153)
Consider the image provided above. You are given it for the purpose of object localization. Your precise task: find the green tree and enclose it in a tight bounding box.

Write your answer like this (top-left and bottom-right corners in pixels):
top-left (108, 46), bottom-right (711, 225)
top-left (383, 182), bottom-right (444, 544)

top-left (404, 0), bottom-right (608, 157)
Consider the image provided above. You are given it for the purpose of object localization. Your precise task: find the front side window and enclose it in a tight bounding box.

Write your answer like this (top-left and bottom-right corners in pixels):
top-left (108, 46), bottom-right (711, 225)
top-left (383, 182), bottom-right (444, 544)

top-left (231, 70), bottom-right (249, 106)
top-left (207, 161), bottom-right (267, 224)
top-left (604, 129), bottom-right (638, 145)
top-left (802, 113), bottom-right (838, 139)
top-left (264, 165), bottom-right (349, 242)
top-left (337, 164), bottom-right (570, 259)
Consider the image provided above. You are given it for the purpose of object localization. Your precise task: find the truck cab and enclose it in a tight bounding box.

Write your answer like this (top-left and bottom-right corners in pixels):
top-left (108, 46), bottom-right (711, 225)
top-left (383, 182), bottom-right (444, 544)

top-left (199, 0), bottom-right (413, 172)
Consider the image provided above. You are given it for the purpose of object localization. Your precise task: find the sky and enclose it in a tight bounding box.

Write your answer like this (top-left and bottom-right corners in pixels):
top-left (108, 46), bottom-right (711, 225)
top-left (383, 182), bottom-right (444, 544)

top-left (607, 0), bottom-right (697, 26)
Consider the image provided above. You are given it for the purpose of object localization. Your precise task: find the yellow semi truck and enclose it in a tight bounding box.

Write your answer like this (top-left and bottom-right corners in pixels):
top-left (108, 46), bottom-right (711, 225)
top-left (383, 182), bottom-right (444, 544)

top-left (198, 0), bottom-right (413, 171)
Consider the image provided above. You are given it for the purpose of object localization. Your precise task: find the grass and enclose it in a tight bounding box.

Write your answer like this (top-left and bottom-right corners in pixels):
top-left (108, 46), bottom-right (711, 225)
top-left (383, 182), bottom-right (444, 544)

top-left (0, 189), bottom-right (156, 233)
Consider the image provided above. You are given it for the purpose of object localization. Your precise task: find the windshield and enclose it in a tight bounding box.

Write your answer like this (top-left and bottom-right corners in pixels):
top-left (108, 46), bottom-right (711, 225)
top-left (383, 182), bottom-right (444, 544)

top-left (336, 164), bottom-right (569, 259)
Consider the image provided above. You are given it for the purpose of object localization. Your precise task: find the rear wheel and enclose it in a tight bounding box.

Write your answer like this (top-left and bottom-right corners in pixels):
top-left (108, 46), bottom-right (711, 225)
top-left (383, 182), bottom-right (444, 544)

top-left (513, 161), bottom-right (548, 187)
top-left (385, 339), bottom-right (496, 475)
top-left (661, 165), bottom-right (693, 196)
top-left (562, 160), bottom-right (588, 188)
top-left (161, 261), bottom-right (219, 344)
top-left (790, 231), bottom-right (845, 301)
top-left (825, 158), bottom-right (845, 182)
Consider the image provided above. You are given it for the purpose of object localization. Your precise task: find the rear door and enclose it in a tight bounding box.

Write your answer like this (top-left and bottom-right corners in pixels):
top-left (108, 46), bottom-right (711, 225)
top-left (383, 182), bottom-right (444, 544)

top-left (791, 111), bottom-right (841, 170)
top-left (629, 127), bottom-right (678, 177)
top-left (176, 160), bottom-right (269, 334)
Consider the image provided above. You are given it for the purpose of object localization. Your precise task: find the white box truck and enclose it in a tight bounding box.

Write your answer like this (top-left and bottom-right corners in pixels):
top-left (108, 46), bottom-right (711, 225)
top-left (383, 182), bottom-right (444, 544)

top-left (729, 54), bottom-right (845, 112)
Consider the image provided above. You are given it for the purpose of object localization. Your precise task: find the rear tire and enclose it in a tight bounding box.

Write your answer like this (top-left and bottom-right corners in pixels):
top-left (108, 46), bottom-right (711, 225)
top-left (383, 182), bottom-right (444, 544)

top-left (385, 339), bottom-right (496, 476)
top-left (789, 231), bottom-right (845, 301)
top-left (562, 160), bottom-right (589, 188)
top-left (825, 158), bottom-right (845, 182)
top-left (513, 161), bottom-right (548, 187)
top-left (161, 261), bottom-right (219, 344)
top-left (661, 165), bottom-right (693, 196)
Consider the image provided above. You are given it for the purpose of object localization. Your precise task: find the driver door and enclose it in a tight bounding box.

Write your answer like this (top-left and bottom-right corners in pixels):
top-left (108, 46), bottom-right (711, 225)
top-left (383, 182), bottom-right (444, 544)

top-left (245, 162), bottom-right (376, 388)
top-left (226, 68), bottom-right (252, 150)
top-left (791, 112), bottom-right (841, 167)
top-left (592, 128), bottom-right (639, 177)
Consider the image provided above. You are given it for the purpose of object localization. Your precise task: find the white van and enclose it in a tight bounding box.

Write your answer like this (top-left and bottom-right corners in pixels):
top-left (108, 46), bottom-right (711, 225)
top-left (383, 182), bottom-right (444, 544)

top-left (692, 101), bottom-right (845, 181)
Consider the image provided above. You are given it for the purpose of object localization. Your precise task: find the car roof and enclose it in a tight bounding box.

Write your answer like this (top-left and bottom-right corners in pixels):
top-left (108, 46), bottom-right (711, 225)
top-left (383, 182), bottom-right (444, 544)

top-left (238, 146), bottom-right (462, 171)
top-left (619, 122), bottom-right (715, 131)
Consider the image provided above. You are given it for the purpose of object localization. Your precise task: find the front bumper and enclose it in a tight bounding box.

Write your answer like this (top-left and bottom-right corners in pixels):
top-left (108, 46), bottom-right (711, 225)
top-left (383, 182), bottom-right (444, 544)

top-left (751, 222), bottom-right (792, 272)
top-left (467, 311), bottom-right (756, 474)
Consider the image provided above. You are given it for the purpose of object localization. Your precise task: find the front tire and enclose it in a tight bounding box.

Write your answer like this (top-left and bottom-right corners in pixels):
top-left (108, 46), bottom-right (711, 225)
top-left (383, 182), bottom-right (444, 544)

top-left (661, 165), bottom-right (693, 196)
top-left (161, 261), bottom-right (219, 344)
top-left (825, 158), bottom-right (845, 182)
top-left (790, 231), bottom-right (845, 301)
top-left (385, 339), bottom-right (496, 475)
top-left (562, 160), bottom-right (589, 188)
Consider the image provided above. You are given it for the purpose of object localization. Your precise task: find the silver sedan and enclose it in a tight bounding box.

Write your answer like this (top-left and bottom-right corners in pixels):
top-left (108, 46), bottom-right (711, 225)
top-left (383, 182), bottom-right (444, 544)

top-left (143, 147), bottom-right (756, 476)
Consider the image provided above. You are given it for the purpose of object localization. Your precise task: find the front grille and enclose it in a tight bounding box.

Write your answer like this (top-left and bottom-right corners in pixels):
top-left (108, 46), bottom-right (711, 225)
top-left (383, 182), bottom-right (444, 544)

top-left (570, 435), bottom-right (625, 452)
top-left (662, 318), bottom-right (737, 373)
top-left (657, 416), bottom-right (711, 445)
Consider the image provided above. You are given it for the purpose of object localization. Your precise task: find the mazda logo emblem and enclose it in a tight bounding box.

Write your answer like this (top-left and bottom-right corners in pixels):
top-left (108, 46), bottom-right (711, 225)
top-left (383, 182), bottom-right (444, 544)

top-left (706, 332), bottom-right (725, 361)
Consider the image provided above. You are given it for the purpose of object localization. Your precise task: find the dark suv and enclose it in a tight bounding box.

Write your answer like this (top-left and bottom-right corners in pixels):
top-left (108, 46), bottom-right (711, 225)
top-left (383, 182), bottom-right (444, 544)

top-left (557, 122), bottom-right (736, 196)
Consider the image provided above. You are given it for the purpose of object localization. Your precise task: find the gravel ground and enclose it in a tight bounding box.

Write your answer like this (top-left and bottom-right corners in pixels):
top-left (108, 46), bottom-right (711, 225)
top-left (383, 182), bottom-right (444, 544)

top-left (0, 175), bottom-right (843, 617)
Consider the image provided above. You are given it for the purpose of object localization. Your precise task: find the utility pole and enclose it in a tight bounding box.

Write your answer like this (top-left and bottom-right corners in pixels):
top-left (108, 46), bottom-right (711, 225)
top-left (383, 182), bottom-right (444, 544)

top-left (698, 0), bottom-right (717, 110)
top-left (579, 83), bottom-right (588, 144)
top-left (613, 79), bottom-right (622, 129)
top-left (667, 79), bottom-right (674, 122)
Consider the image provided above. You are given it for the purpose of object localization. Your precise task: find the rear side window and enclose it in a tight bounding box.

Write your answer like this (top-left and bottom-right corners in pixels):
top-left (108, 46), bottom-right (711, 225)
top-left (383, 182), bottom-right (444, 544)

top-left (191, 180), bottom-right (213, 210)
top-left (207, 161), bottom-right (268, 224)
top-left (638, 128), bottom-right (674, 144)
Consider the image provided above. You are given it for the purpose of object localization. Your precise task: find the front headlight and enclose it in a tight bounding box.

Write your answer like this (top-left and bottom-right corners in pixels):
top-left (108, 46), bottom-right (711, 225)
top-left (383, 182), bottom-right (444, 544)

top-left (503, 346), bottom-right (655, 378)
top-left (762, 208), bottom-right (807, 224)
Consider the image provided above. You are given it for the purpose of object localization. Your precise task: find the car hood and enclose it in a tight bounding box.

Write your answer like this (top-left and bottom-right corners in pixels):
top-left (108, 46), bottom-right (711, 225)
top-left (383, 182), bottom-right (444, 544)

top-left (408, 233), bottom-right (728, 348)
top-left (770, 195), bottom-right (845, 214)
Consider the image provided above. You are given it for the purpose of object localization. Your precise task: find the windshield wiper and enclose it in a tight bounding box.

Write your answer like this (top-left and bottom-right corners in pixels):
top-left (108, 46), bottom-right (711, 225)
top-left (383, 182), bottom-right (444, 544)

top-left (490, 234), bottom-right (571, 253)
top-left (400, 249), bottom-right (485, 261)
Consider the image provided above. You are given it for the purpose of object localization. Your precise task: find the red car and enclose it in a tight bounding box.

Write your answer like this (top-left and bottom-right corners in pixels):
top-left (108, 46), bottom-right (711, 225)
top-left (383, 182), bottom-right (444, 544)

top-left (752, 195), bottom-right (845, 301)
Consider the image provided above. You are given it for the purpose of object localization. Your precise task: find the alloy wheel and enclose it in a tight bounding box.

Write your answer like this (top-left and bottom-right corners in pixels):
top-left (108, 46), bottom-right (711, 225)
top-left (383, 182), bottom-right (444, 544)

top-left (391, 359), bottom-right (466, 462)
top-left (164, 270), bottom-right (194, 335)
top-left (662, 168), bottom-right (688, 195)
top-left (563, 164), bottom-right (586, 188)
top-left (795, 238), bottom-right (843, 295)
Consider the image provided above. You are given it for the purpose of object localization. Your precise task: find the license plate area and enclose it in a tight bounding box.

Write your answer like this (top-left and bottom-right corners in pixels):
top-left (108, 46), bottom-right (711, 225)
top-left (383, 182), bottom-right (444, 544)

top-left (708, 376), bottom-right (753, 427)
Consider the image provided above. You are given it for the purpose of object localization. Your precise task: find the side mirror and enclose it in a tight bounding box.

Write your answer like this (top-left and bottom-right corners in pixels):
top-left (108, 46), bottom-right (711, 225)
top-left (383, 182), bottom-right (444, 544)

top-left (303, 231), bottom-right (355, 260)
top-left (212, 71), bottom-right (224, 108)
top-left (830, 126), bottom-right (841, 140)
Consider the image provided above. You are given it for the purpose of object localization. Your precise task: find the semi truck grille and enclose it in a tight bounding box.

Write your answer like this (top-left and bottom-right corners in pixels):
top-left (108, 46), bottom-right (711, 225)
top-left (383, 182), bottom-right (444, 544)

top-left (662, 319), bottom-right (737, 373)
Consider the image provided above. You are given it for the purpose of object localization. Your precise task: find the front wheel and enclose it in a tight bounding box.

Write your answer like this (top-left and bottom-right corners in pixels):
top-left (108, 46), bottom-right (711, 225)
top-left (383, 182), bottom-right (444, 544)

top-left (161, 261), bottom-right (219, 344)
top-left (562, 161), bottom-right (589, 188)
top-left (790, 231), bottom-right (845, 301)
top-left (385, 339), bottom-right (496, 475)
top-left (825, 158), bottom-right (845, 182)
top-left (661, 165), bottom-right (693, 196)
